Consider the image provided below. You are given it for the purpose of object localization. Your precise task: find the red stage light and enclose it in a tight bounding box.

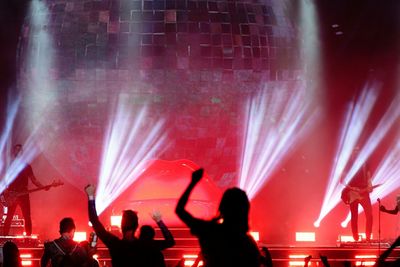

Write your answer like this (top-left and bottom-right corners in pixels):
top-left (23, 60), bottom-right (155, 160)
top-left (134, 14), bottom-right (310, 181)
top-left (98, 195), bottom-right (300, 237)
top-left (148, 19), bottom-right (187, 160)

top-left (355, 255), bottom-right (376, 266)
top-left (21, 261), bottom-right (32, 266)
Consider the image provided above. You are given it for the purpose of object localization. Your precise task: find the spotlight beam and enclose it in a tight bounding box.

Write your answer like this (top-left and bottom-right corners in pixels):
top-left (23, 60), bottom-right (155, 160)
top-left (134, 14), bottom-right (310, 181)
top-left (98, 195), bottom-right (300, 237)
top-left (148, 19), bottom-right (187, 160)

top-left (239, 84), bottom-right (319, 199)
top-left (95, 96), bottom-right (168, 214)
top-left (343, 95), bottom-right (400, 184)
top-left (0, 98), bottom-right (20, 174)
top-left (314, 84), bottom-right (380, 225)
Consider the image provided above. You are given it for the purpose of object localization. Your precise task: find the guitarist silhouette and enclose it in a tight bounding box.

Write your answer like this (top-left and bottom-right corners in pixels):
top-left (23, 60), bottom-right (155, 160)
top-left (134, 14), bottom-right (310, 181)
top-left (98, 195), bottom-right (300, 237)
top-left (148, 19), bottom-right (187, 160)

top-left (342, 149), bottom-right (373, 242)
top-left (1, 144), bottom-right (48, 236)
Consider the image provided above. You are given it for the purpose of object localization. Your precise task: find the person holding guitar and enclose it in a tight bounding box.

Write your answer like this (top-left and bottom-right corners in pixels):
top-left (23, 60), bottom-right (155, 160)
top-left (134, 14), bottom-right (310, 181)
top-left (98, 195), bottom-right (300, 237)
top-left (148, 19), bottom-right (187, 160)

top-left (2, 144), bottom-right (48, 236)
top-left (342, 149), bottom-right (373, 242)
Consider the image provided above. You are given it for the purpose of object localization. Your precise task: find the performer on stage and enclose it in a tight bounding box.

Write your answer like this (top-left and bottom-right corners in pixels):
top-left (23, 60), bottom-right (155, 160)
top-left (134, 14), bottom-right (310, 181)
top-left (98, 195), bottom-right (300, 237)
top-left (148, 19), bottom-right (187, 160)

top-left (2, 144), bottom-right (46, 236)
top-left (379, 195), bottom-right (400, 215)
top-left (343, 150), bottom-right (373, 242)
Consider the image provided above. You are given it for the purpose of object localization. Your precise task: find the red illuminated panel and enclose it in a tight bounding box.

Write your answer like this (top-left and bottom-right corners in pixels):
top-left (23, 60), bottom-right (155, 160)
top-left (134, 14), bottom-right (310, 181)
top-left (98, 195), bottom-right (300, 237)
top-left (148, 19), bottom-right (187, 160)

top-left (112, 159), bottom-right (222, 225)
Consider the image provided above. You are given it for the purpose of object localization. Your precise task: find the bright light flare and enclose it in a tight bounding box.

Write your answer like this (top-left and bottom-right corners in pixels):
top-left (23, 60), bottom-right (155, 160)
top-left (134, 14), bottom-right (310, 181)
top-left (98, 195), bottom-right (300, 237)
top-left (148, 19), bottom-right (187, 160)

top-left (73, 231), bottom-right (87, 242)
top-left (289, 255), bottom-right (311, 267)
top-left (295, 232), bottom-right (315, 242)
top-left (110, 215), bottom-right (122, 227)
top-left (355, 255), bottom-right (377, 267)
top-left (20, 254), bottom-right (32, 259)
top-left (183, 255), bottom-right (203, 266)
top-left (338, 235), bottom-right (355, 242)
top-left (96, 95), bottom-right (168, 214)
top-left (249, 231), bottom-right (259, 242)
top-left (314, 84), bottom-right (381, 225)
top-left (238, 83), bottom-right (319, 199)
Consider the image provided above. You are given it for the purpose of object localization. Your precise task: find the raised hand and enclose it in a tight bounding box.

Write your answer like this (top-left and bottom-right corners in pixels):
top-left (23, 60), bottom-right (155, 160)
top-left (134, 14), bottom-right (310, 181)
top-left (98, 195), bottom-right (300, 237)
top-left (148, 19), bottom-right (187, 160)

top-left (191, 168), bottom-right (204, 184)
top-left (85, 184), bottom-right (96, 197)
top-left (150, 210), bottom-right (162, 222)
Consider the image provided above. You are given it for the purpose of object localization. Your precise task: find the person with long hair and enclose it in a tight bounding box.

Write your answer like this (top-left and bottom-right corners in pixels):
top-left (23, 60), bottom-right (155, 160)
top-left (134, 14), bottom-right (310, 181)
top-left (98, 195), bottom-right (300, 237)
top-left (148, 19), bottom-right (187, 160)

top-left (175, 168), bottom-right (261, 267)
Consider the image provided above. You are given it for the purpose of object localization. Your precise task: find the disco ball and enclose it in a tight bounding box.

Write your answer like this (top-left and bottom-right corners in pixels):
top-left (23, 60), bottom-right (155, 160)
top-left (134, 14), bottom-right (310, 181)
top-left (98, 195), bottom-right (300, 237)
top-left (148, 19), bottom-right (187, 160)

top-left (17, 0), bottom-right (301, 188)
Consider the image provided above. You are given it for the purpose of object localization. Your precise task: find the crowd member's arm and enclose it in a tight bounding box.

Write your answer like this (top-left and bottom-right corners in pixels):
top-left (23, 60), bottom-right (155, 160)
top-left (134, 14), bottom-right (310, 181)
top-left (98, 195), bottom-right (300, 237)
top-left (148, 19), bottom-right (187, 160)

top-left (320, 255), bottom-right (330, 267)
top-left (85, 185), bottom-right (119, 247)
top-left (376, 236), bottom-right (400, 267)
top-left (303, 255), bottom-right (311, 267)
top-left (175, 169), bottom-right (204, 228)
top-left (151, 210), bottom-right (175, 250)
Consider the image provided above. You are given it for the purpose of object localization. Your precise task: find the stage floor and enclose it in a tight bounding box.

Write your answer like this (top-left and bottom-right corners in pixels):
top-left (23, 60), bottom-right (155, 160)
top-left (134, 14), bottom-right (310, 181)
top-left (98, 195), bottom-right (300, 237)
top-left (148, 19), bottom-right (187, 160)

top-left (11, 244), bottom-right (400, 267)
top-left (1, 235), bottom-right (399, 266)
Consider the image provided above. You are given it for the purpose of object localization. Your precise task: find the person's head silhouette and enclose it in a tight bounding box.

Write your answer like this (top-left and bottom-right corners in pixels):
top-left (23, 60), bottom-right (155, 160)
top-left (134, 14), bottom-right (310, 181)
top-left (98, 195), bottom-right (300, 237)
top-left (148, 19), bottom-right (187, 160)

top-left (59, 217), bottom-right (76, 239)
top-left (139, 225), bottom-right (156, 241)
top-left (121, 210), bottom-right (138, 235)
top-left (3, 241), bottom-right (21, 267)
top-left (218, 187), bottom-right (250, 233)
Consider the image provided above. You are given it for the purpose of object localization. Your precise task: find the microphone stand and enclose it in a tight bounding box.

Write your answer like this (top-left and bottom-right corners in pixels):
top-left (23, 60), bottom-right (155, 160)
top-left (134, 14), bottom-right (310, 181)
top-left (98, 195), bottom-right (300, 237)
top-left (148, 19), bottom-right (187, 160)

top-left (377, 198), bottom-right (381, 256)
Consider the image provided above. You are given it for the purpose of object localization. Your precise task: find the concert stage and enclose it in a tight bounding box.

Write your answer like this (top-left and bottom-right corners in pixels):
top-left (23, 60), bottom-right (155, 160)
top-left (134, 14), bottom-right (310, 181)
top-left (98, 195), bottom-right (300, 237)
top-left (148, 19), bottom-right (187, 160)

top-left (1, 232), bottom-right (399, 267)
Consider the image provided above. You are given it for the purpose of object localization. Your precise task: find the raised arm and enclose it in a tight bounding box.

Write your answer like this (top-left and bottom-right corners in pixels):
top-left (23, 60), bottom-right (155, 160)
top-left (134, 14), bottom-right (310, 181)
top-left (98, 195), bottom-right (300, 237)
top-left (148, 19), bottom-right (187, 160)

top-left (380, 205), bottom-right (399, 215)
top-left (175, 168), bottom-right (203, 226)
top-left (151, 210), bottom-right (175, 250)
top-left (85, 184), bottom-right (119, 247)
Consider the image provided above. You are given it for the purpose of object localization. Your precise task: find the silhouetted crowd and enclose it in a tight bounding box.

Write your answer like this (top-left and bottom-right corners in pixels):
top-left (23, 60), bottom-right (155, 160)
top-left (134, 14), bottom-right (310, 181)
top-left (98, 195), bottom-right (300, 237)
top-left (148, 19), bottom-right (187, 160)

top-left (1, 168), bottom-right (399, 267)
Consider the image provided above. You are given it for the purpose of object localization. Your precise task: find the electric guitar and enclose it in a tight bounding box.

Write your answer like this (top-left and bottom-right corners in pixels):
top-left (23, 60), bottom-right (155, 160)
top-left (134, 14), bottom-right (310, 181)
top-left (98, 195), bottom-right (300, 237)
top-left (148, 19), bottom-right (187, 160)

top-left (0, 180), bottom-right (64, 207)
top-left (341, 184), bottom-right (381, 205)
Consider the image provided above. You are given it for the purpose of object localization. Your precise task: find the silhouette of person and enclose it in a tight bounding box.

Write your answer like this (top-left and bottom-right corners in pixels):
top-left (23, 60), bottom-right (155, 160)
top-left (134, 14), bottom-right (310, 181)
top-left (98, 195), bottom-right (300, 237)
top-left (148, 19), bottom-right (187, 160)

top-left (175, 168), bottom-right (261, 267)
top-left (41, 217), bottom-right (89, 267)
top-left (3, 241), bottom-right (22, 267)
top-left (343, 149), bottom-right (373, 241)
top-left (3, 144), bottom-right (47, 236)
top-left (40, 217), bottom-right (90, 267)
top-left (138, 211), bottom-right (175, 267)
top-left (85, 184), bottom-right (175, 267)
